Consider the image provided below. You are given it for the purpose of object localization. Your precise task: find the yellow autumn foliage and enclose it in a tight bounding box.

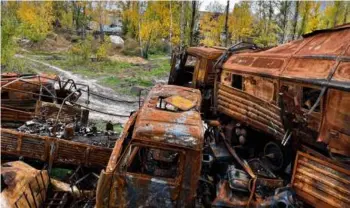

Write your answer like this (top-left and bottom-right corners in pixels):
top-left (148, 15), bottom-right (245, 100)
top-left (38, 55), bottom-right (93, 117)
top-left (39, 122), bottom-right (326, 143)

top-left (200, 12), bottom-right (225, 46)
top-left (230, 2), bottom-right (253, 43)
top-left (17, 1), bottom-right (54, 42)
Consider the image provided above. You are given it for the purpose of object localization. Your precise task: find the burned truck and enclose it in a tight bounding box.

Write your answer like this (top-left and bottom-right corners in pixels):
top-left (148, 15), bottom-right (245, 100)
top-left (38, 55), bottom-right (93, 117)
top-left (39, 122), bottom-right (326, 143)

top-left (97, 83), bottom-right (350, 207)
top-left (167, 24), bottom-right (350, 207)
top-left (96, 85), bottom-right (204, 207)
top-left (170, 25), bottom-right (350, 161)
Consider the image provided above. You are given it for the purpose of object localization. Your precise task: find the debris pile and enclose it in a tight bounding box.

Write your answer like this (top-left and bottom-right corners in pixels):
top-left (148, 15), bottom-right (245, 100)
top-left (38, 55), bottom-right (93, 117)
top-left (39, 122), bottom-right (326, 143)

top-left (17, 118), bottom-right (119, 148)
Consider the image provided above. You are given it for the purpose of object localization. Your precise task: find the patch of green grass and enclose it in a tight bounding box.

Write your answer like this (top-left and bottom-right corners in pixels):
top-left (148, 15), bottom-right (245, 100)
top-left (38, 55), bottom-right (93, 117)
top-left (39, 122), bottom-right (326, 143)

top-left (97, 58), bottom-right (170, 95)
top-left (148, 53), bottom-right (168, 59)
top-left (22, 51), bottom-right (171, 97)
top-left (148, 59), bottom-right (170, 77)
top-left (46, 55), bottom-right (133, 79)
top-left (28, 50), bottom-right (65, 56)
top-left (1, 56), bottom-right (56, 75)
top-left (114, 123), bottom-right (124, 134)
top-left (50, 168), bottom-right (72, 180)
top-left (100, 76), bottom-right (121, 88)
top-left (124, 77), bottom-right (153, 87)
top-left (91, 120), bottom-right (124, 134)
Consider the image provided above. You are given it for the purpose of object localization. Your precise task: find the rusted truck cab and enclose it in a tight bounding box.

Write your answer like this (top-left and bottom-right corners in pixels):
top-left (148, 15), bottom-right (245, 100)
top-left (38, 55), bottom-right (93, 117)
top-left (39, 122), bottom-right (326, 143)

top-left (168, 47), bottom-right (224, 118)
top-left (96, 85), bottom-right (204, 207)
top-left (219, 25), bottom-right (350, 158)
top-left (169, 47), bottom-right (224, 89)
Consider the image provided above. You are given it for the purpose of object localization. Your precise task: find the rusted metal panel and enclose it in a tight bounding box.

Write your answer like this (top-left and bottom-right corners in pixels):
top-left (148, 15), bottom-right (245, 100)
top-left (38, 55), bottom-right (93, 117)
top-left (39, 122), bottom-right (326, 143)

top-left (1, 106), bottom-right (34, 122)
top-left (1, 161), bottom-right (49, 208)
top-left (223, 55), bottom-right (286, 77)
top-left (187, 47), bottom-right (224, 60)
top-left (332, 61), bottom-right (350, 83)
top-left (319, 89), bottom-right (350, 157)
top-left (1, 128), bottom-right (112, 167)
top-left (291, 151), bottom-right (350, 208)
top-left (217, 83), bottom-right (284, 139)
top-left (243, 76), bottom-right (277, 103)
top-left (296, 28), bottom-right (350, 56)
top-left (222, 24), bottom-right (350, 87)
top-left (282, 57), bottom-right (336, 80)
top-left (1, 73), bottom-right (57, 100)
top-left (132, 85), bottom-right (204, 149)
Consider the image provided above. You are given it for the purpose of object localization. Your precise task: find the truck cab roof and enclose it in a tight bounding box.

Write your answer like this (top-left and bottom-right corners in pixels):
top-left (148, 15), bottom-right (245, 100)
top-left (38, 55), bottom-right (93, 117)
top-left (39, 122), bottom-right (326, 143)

top-left (132, 85), bottom-right (204, 150)
top-left (187, 46), bottom-right (224, 59)
top-left (223, 23), bottom-right (350, 90)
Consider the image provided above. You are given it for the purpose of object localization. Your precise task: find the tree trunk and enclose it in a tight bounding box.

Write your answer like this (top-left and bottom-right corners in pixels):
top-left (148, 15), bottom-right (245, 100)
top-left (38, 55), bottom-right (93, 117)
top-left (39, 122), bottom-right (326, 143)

top-left (292, 1), bottom-right (300, 40)
top-left (224, 0), bottom-right (230, 47)
top-left (82, 5), bottom-right (86, 39)
top-left (189, 1), bottom-right (196, 46)
top-left (99, 23), bottom-right (104, 41)
top-left (169, 1), bottom-right (173, 54)
top-left (267, 1), bottom-right (273, 35)
top-left (280, 1), bottom-right (290, 43)
top-left (138, 1), bottom-right (143, 58)
top-left (143, 31), bottom-right (153, 59)
top-left (344, 3), bottom-right (349, 24)
top-left (72, 2), bottom-right (79, 32)
top-left (99, 3), bottom-right (105, 41)
top-left (333, 2), bottom-right (341, 27)
top-left (180, 1), bottom-right (185, 51)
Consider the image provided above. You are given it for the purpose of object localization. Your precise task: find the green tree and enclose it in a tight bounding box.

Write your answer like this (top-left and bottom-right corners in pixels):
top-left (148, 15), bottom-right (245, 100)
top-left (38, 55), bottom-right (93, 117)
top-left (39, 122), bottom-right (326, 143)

top-left (1, 2), bottom-right (20, 66)
top-left (199, 1), bottom-right (225, 46)
top-left (253, 1), bottom-right (280, 47)
top-left (276, 1), bottom-right (292, 43)
top-left (230, 2), bottom-right (253, 43)
top-left (17, 1), bottom-right (54, 42)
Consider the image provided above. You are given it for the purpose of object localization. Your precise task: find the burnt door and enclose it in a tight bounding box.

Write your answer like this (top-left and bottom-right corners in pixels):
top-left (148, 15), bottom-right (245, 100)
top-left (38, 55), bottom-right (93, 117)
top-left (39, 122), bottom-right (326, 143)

top-left (114, 144), bottom-right (185, 207)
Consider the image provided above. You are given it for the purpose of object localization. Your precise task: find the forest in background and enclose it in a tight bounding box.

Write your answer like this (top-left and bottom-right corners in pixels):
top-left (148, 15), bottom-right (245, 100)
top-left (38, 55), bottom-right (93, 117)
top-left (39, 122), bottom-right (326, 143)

top-left (1, 1), bottom-right (350, 67)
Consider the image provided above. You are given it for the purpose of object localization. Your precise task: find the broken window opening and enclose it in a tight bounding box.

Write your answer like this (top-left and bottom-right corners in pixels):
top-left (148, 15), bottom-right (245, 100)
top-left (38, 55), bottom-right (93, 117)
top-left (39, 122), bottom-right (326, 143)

top-left (1, 92), bottom-right (9, 99)
top-left (231, 74), bottom-right (243, 90)
top-left (127, 146), bottom-right (180, 179)
top-left (185, 55), bottom-right (198, 67)
top-left (156, 97), bottom-right (179, 112)
top-left (302, 87), bottom-right (321, 112)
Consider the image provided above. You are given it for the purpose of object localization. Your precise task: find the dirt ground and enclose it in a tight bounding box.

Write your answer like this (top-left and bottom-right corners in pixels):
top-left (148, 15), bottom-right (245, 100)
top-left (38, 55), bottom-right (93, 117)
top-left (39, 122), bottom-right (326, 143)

top-left (108, 54), bottom-right (149, 65)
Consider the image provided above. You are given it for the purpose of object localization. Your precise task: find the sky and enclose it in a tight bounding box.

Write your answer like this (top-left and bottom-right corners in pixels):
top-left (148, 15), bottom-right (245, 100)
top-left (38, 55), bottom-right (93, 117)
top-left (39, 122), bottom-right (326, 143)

top-left (199, 0), bottom-right (240, 12)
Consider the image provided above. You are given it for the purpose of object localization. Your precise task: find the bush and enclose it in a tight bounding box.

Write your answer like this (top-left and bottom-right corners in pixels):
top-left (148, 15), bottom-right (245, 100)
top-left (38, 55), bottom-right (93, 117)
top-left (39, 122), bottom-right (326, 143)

top-left (1, 13), bottom-right (18, 66)
top-left (69, 35), bottom-right (93, 60)
top-left (96, 41), bottom-right (111, 61)
top-left (121, 38), bottom-right (141, 56)
top-left (148, 39), bottom-right (170, 55)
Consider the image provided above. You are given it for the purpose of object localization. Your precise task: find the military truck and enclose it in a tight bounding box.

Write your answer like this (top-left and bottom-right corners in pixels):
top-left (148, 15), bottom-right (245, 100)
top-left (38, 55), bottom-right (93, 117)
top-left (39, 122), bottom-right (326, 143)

top-left (170, 24), bottom-right (350, 161)
top-left (95, 25), bottom-right (350, 208)
top-left (168, 24), bottom-right (350, 207)
top-left (96, 85), bottom-right (204, 207)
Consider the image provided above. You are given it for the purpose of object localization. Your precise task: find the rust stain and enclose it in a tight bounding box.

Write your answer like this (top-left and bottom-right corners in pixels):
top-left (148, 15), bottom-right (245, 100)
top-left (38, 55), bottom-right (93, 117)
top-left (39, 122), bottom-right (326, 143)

top-left (291, 152), bottom-right (350, 208)
top-left (1, 128), bottom-right (112, 167)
